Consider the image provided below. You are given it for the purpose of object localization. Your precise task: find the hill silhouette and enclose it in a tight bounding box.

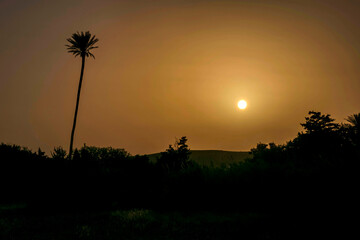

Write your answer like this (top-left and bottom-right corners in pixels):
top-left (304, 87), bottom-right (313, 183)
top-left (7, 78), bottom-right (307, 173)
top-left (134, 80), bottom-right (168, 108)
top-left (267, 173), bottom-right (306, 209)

top-left (147, 150), bottom-right (251, 167)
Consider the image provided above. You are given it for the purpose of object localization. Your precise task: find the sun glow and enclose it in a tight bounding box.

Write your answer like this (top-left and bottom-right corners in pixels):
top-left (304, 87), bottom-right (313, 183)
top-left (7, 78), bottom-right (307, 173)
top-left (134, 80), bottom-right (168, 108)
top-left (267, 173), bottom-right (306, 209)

top-left (237, 100), bottom-right (247, 110)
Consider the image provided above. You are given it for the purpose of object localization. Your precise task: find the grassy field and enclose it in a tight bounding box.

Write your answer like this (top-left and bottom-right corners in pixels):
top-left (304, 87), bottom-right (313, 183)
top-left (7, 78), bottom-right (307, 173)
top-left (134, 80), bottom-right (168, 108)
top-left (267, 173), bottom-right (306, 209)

top-left (0, 204), bottom-right (300, 240)
top-left (1, 204), bottom-right (345, 240)
top-left (147, 150), bottom-right (251, 167)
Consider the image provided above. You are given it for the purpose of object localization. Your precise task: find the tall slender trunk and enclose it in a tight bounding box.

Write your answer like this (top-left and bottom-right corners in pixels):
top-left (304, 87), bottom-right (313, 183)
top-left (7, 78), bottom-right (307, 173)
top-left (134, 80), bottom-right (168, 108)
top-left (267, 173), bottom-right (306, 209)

top-left (69, 55), bottom-right (86, 159)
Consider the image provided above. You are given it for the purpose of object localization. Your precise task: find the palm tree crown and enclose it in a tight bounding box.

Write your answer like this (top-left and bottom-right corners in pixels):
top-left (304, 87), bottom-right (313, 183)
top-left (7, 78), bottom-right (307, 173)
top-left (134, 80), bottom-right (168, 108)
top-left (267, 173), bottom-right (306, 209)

top-left (66, 31), bottom-right (99, 58)
top-left (346, 113), bottom-right (360, 128)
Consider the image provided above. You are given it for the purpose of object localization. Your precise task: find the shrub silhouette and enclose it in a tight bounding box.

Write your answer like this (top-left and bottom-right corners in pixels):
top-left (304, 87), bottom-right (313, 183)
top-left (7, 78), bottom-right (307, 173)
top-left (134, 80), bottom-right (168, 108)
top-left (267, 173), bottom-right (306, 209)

top-left (76, 144), bottom-right (129, 164)
top-left (51, 146), bottom-right (67, 160)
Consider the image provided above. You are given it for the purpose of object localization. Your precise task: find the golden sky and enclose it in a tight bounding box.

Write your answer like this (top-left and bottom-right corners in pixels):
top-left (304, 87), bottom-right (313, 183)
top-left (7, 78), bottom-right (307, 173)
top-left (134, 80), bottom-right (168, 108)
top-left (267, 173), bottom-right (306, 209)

top-left (1, 0), bottom-right (360, 155)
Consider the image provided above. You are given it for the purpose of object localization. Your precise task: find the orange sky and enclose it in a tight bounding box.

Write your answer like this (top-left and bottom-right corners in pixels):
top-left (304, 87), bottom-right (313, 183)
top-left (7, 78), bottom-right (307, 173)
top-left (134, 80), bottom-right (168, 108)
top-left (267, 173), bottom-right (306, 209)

top-left (1, 0), bottom-right (360, 155)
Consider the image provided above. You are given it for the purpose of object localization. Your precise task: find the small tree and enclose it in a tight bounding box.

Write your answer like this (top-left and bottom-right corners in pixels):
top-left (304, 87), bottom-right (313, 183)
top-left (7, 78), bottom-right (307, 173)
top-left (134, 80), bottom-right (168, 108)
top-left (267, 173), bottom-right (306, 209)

top-left (289, 111), bottom-right (344, 168)
top-left (300, 111), bottom-right (339, 134)
top-left (157, 136), bottom-right (191, 173)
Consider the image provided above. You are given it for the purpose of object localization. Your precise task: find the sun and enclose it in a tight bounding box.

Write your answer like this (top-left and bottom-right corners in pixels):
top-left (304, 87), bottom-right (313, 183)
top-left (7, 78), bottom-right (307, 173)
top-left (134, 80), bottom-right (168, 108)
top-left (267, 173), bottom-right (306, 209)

top-left (237, 100), bottom-right (247, 110)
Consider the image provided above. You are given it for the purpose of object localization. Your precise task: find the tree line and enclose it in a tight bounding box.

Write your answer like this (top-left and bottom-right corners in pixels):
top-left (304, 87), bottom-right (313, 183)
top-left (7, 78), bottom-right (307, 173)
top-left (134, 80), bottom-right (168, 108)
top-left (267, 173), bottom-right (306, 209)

top-left (0, 111), bottom-right (359, 215)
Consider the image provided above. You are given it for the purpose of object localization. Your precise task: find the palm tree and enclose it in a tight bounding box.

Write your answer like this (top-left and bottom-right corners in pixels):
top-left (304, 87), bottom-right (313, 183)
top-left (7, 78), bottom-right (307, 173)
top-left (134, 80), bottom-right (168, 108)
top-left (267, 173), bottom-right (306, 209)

top-left (346, 113), bottom-right (360, 129)
top-left (345, 113), bottom-right (360, 145)
top-left (66, 31), bottom-right (99, 159)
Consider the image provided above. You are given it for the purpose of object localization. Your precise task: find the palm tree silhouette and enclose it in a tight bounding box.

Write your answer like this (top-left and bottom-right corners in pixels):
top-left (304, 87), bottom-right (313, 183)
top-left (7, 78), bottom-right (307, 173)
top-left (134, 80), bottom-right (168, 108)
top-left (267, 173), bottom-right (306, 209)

top-left (346, 113), bottom-right (360, 129)
top-left (346, 113), bottom-right (360, 145)
top-left (66, 31), bottom-right (99, 159)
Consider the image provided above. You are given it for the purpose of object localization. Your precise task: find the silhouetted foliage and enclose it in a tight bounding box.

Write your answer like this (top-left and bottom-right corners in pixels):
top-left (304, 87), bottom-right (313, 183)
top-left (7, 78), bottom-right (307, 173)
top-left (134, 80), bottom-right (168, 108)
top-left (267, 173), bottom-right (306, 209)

top-left (0, 143), bottom-right (36, 160)
top-left (36, 148), bottom-right (46, 158)
top-left (51, 146), bottom-right (67, 160)
top-left (157, 136), bottom-right (192, 173)
top-left (345, 113), bottom-right (360, 146)
top-left (300, 111), bottom-right (339, 133)
top-left (66, 31), bottom-right (99, 59)
top-left (0, 110), bottom-right (359, 229)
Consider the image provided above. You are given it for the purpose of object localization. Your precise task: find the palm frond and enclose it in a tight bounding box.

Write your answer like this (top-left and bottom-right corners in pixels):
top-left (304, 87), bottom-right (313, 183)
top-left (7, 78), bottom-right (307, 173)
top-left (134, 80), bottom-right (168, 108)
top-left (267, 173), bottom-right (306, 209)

top-left (65, 31), bottom-right (99, 58)
top-left (346, 113), bottom-right (360, 127)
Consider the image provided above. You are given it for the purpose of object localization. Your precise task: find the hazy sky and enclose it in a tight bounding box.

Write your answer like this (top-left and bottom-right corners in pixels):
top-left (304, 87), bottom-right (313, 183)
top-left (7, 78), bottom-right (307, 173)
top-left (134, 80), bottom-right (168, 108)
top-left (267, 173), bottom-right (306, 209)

top-left (1, 0), bottom-right (360, 155)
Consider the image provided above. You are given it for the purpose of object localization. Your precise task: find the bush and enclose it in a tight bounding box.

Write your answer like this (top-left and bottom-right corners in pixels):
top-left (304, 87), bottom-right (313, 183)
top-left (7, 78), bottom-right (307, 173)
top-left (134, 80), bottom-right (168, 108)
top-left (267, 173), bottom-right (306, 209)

top-left (51, 146), bottom-right (67, 160)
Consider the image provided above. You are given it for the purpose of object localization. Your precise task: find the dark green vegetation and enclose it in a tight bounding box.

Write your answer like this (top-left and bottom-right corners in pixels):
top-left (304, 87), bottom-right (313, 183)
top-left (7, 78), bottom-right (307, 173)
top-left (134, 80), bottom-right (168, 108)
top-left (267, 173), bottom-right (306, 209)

top-left (0, 207), bottom-right (294, 240)
top-left (148, 150), bottom-right (251, 167)
top-left (66, 31), bottom-right (99, 159)
top-left (0, 111), bottom-right (359, 239)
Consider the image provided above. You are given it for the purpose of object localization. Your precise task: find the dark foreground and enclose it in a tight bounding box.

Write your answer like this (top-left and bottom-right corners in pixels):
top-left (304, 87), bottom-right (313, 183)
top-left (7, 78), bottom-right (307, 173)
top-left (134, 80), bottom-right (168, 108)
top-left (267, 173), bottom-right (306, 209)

top-left (1, 111), bottom-right (358, 239)
top-left (0, 204), bottom-right (355, 240)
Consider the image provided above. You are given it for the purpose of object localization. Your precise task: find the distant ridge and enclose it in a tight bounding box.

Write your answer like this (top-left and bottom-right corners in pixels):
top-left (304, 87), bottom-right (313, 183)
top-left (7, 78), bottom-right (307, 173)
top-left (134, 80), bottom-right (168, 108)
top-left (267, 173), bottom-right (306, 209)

top-left (147, 150), bottom-right (251, 167)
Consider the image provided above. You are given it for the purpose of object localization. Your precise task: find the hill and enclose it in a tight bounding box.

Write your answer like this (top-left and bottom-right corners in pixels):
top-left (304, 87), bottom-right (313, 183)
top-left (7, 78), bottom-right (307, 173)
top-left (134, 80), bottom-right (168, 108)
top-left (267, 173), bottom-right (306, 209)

top-left (147, 150), bottom-right (251, 167)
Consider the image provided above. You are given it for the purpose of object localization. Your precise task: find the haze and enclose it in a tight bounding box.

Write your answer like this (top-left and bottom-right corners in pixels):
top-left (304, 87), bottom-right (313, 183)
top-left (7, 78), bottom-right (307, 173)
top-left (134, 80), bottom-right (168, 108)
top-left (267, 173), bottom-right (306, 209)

top-left (1, 0), bottom-right (360, 155)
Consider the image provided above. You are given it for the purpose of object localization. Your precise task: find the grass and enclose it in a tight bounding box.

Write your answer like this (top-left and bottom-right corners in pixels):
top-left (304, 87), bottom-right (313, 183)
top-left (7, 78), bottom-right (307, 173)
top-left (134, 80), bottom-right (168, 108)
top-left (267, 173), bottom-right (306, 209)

top-left (0, 206), bottom-right (286, 240)
top-left (0, 203), bottom-right (27, 211)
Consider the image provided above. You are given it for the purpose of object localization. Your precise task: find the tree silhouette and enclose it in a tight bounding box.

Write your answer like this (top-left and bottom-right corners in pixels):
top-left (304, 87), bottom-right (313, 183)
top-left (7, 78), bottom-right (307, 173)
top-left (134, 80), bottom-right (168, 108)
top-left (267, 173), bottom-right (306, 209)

top-left (157, 136), bottom-right (191, 172)
top-left (346, 113), bottom-right (360, 129)
top-left (345, 113), bottom-right (360, 146)
top-left (300, 111), bottom-right (339, 134)
top-left (66, 31), bottom-right (99, 159)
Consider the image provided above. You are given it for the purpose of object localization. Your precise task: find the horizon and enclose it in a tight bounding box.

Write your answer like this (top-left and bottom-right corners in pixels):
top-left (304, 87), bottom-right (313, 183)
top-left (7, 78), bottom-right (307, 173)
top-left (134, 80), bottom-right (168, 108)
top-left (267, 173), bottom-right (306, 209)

top-left (1, 0), bottom-right (360, 155)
